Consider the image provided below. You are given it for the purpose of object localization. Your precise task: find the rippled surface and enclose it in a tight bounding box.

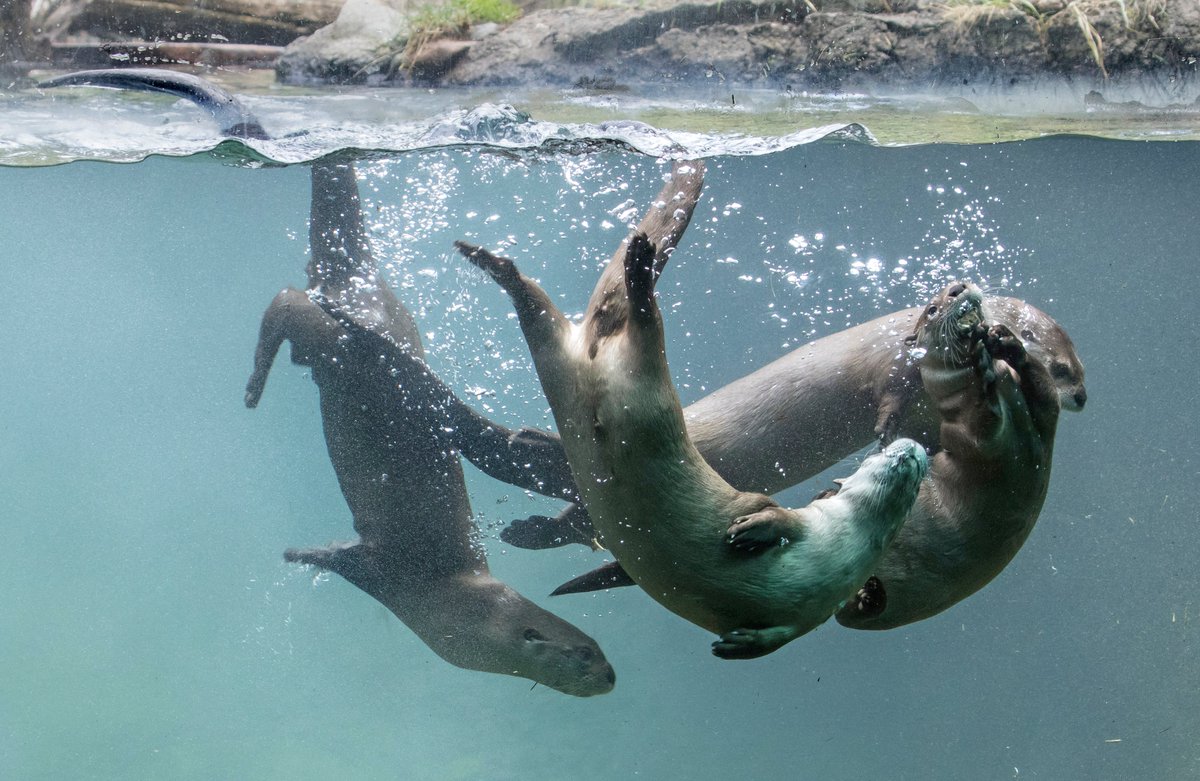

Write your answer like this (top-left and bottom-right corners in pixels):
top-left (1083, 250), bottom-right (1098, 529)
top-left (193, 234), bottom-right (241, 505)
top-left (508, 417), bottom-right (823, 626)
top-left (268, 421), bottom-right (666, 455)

top-left (4, 75), bottom-right (1200, 166)
top-left (1, 91), bottom-right (1198, 779)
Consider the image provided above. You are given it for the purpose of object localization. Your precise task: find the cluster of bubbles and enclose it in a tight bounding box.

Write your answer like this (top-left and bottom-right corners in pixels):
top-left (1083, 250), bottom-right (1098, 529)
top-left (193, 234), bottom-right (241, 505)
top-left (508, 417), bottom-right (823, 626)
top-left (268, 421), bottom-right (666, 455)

top-left (286, 150), bottom-right (1032, 537)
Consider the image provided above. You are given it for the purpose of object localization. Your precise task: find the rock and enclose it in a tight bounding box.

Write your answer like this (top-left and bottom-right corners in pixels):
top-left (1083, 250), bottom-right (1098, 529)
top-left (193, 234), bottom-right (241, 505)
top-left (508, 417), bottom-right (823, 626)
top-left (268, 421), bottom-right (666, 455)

top-left (934, 6), bottom-right (1048, 83)
top-left (470, 22), bottom-right (500, 41)
top-left (450, 1), bottom-right (809, 86)
top-left (1043, 0), bottom-right (1197, 78)
top-left (802, 12), bottom-right (895, 83)
top-left (36, 0), bottom-right (341, 47)
top-left (276, 0), bottom-right (409, 85)
top-left (447, 0), bottom-right (1200, 88)
top-left (814, 0), bottom-right (892, 11)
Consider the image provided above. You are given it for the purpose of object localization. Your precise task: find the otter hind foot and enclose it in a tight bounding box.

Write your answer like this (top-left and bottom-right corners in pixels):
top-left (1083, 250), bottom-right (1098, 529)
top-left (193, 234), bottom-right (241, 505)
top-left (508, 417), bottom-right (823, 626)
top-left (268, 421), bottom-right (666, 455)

top-left (284, 541), bottom-right (364, 572)
top-left (501, 511), bottom-right (593, 550)
top-left (622, 231), bottom-right (659, 318)
top-left (455, 240), bottom-right (518, 284)
top-left (726, 505), bottom-right (803, 553)
top-left (712, 626), bottom-right (799, 659)
top-left (285, 542), bottom-right (384, 597)
top-left (850, 575), bottom-right (887, 618)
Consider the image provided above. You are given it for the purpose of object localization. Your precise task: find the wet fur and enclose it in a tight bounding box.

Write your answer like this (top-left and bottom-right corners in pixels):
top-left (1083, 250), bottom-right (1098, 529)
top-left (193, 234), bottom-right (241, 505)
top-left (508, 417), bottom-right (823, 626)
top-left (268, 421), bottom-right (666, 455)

top-left (835, 282), bottom-right (1062, 629)
top-left (41, 69), bottom-right (610, 685)
top-left (501, 296), bottom-right (1084, 551)
top-left (247, 160), bottom-right (613, 695)
top-left (454, 162), bottom-right (927, 658)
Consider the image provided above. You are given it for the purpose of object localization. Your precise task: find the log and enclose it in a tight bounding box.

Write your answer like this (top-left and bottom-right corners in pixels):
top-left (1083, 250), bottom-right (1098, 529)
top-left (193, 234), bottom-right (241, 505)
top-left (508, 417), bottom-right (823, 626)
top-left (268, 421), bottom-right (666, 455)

top-left (50, 40), bottom-right (283, 68)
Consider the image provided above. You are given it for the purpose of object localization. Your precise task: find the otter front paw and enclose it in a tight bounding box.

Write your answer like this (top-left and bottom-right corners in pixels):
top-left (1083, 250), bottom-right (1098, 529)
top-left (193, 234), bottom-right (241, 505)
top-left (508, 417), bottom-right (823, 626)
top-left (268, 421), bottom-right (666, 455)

top-left (712, 626), bottom-right (796, 659)
top-left (726, 506), bottom-right (801, 553)
top-left (984, 322), bottom-right (1027, 368)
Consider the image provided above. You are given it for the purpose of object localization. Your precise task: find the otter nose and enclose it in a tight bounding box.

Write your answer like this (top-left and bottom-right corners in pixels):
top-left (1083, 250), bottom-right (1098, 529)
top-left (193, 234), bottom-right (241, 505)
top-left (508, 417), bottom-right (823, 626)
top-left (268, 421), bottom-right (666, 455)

top-left (1074, 388), bottom-right (1087, 409)
top-left (605, 667), bottom-right (616, 685)
top-left (947, 282), bottom-right (966, 298)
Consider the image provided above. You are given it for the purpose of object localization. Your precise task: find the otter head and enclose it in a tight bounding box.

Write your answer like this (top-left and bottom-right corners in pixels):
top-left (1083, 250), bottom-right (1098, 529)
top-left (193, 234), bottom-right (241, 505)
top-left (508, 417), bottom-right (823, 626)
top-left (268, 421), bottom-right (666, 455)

top-left (425, 578), bottom-right (616, 697)
top-left (909, 281), bottom-right (987, 367)
top-left (845, 437), bottom-right (929, 503)
top-left (989, 298), bottom-right (1088, 413)
top-left (836, 438), bottom-right (928, 546)
top-left (507, 616), bottom-right (616, 697)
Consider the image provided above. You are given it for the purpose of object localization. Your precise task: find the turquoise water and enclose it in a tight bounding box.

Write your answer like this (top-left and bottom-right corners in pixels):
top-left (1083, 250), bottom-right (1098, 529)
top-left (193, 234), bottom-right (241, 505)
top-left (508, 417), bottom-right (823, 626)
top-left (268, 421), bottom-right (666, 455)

top-left (1, 135), bottom-right (1197, 779)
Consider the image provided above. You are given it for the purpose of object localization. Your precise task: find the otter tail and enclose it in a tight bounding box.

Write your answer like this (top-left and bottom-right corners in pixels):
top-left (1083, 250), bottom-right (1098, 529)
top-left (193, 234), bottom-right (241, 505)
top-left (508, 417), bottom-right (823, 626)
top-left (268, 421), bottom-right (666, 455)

top-left (38, 68), bottom-right (269, 139)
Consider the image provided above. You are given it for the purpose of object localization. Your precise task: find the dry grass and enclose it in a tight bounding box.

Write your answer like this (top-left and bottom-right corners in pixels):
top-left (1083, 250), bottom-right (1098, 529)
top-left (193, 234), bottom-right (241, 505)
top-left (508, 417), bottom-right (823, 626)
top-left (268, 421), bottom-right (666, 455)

top-left (938, 0), bottom-right (1168, 77)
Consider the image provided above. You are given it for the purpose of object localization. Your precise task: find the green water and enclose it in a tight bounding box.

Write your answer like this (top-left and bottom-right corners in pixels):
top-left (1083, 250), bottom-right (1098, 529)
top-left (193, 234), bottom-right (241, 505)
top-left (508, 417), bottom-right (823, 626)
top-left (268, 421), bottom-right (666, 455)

top-left (1, 138), bottom-right (1196, 779)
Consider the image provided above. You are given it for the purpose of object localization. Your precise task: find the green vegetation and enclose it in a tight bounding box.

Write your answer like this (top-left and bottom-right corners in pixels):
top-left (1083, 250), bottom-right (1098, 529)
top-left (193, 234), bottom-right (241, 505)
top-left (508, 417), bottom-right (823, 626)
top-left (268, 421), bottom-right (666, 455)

top-left (408, 0), bottom-right (521, 56)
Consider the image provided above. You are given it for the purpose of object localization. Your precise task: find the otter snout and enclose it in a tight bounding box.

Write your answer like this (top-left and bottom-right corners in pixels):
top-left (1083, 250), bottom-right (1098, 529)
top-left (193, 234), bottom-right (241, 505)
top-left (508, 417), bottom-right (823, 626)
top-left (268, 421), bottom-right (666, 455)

top-left (882, 437), bottom-right (929, 483)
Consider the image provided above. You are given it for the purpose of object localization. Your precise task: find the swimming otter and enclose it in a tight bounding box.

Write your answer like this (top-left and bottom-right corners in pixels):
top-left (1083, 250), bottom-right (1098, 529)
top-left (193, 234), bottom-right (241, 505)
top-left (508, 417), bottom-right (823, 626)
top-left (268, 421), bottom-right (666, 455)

top-left (501, 294), bottom-right (1083, 552)
top-left (247, 159), bottom-right (614, 695)
top-left (431, 162), bottom-right (929, 658)
top-left (834, 281), bottom-right (1061, 629)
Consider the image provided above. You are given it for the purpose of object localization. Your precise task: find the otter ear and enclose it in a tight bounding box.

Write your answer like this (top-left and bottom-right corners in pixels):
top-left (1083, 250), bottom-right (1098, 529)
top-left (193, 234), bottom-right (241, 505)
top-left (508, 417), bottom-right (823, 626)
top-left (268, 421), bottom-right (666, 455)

top-left (902, 333), bottom-right (918, 346)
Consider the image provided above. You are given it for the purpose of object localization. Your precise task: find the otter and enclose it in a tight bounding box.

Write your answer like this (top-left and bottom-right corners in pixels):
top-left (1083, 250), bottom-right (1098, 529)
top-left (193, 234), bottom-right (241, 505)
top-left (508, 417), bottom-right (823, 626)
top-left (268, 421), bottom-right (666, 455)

top-left (38, 68), bottom-right (616, 694)
top-left (424, 161), bottom-right (929, 658)
top-left (500, 295), bottom-right (1084, 552)
top-left (834, 281), bottom-right (1062, 629)
top-left (248, 159), bottom-right (614, 695)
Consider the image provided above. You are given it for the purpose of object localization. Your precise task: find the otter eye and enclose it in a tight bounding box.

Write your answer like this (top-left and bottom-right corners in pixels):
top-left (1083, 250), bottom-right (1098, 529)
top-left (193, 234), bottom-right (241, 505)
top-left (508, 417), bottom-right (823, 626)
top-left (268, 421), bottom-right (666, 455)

top-left (576, 646), bottom-right (594, 662)
top-left (925, 304), bottom-right (938, 317)
top-left (1020, 328), bottom-right (1037, 342)
top-left (1050, 362), bottom-right (1072, 380)
top-left (523, 628), bottom-right (546, 642)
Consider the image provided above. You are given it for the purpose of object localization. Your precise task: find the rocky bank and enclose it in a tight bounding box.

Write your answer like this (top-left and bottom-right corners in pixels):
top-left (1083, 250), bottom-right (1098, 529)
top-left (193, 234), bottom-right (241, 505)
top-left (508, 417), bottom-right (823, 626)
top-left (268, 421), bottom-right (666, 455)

top-left (6, 0), bottom-right (1200, 89)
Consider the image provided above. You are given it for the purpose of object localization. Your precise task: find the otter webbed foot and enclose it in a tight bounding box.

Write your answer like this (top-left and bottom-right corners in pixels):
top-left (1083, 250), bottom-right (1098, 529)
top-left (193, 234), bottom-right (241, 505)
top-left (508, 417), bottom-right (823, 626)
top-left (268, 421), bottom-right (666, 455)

top-left (850, 575), bottom-right (887, 618)
top-left (622, 232), bottom-right (659, 322)
top-left (501, 503), bottom-right (597, 550)
top-left (455, 240), bottom-right (521, 284)
top-left (726, 505), bottom-right (803, 553)
top-left (712, 626), bottom-right (798, 659)
top-left (285, 542), bottom-right (387, 598)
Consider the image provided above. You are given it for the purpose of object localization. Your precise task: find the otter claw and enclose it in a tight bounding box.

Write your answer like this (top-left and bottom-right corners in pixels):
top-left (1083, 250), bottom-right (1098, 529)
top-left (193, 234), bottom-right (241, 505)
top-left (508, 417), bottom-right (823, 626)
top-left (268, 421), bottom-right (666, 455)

top-left (726, 506), bottom-right (798, 553)
top-left (985, 323), bottom-right (1027, 367)
top-left (712, 626), bottom-right (794, 659)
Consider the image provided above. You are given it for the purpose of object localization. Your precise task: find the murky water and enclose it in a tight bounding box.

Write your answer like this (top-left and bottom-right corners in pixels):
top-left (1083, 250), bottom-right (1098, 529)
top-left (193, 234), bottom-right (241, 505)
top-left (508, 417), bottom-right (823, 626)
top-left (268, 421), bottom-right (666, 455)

top-left (0, 89), bottom-right (1197, 779)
